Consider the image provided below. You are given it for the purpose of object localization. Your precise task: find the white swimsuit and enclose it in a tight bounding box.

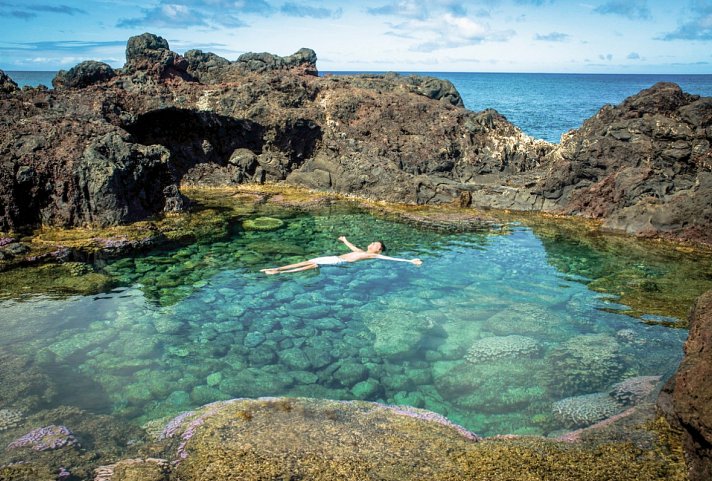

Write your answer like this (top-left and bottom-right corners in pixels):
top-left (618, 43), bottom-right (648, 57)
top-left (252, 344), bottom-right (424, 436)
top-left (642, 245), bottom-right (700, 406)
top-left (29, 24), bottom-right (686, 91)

top-left (309, 256), bottom-right (347, 266)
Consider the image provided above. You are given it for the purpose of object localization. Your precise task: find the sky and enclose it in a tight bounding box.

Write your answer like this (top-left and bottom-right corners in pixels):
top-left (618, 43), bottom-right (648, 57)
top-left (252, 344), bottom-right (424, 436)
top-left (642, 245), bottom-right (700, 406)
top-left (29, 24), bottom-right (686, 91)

top-left (1, 0), bottom-right (711, 73)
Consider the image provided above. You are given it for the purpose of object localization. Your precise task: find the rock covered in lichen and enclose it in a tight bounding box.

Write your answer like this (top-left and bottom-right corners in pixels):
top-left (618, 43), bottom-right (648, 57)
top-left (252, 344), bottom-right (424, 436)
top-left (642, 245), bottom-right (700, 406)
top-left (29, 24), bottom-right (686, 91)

top-left (159, 397), bottom-right (481, 479)
top-left (110, 396), bottom-right (688, 481)
top-left (610, 376), bottom-right (661, 405)
top-left (465, 335), bottom-right (541, 363)
top-left (552, 392), bottom-right (624, 428)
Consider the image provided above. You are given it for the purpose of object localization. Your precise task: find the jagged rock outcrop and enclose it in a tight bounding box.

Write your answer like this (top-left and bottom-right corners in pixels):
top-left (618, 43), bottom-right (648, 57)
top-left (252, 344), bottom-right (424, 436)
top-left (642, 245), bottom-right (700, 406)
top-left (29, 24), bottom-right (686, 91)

top-left (52, 60), bottom-right (116, 89)
top-left (659, 290), bottom-right (712, 481)
top-left (184, 46), bottom-right (318, 83)
top-left (122, 32), bottom-right (193, 81)
top-left (0, 69), bottom-right (18, 94)
top-left (540, 82), bottom-right (712, 244)
top-left (1, 32), bottom-right (711, 246)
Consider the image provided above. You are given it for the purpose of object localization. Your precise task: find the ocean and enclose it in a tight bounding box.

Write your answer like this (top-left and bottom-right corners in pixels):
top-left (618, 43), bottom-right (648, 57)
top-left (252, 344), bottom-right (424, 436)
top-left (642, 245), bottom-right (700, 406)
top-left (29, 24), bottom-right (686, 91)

top-left (6, 70), bottom-right (712, 143)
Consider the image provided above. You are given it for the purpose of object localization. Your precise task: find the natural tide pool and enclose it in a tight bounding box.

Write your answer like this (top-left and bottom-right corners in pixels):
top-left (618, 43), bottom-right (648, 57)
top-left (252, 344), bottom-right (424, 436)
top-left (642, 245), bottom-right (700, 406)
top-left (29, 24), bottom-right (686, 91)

top-left (1, 198), bottom-right (710, 453)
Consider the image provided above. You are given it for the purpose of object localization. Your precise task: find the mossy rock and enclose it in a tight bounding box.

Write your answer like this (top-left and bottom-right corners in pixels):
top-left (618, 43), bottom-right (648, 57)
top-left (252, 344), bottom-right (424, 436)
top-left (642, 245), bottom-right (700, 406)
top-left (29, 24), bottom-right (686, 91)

top-left (241, 217), bottom-right (285, 231)
top-left (0, 462), bottom-right (55, 481)
top-left (153, 397), bottom-right (686, 481)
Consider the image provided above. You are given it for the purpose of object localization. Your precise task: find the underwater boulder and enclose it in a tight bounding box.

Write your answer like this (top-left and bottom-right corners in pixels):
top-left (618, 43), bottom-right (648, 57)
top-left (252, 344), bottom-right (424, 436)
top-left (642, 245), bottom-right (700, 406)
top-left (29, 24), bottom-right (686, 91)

top-left (0, 408), bottom-right (23, 431)
top-left (363, 309), bottom-right (435, 360)
top-left (544, 333), bottom-right (624, 397)
top-left (464, 335), bottom-right (542, 363)
top-left (610, 375), bottom-right (661, 405)
top-left (552, 392), bottom-right (624, 429)
top-left (242, 217), bottom-right (285, 231)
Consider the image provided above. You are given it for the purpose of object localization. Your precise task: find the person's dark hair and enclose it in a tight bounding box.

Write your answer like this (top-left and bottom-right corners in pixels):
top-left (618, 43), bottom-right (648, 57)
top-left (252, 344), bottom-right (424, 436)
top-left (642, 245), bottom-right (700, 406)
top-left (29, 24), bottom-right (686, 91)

top-left (376, 240), bottom-right (387, 253)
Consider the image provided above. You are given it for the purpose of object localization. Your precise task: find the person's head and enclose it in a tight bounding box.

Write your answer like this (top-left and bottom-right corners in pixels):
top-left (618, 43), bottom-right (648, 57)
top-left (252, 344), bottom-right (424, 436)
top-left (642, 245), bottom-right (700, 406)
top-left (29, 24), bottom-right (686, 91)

top-left (367, 240), bottom-right (386, 253)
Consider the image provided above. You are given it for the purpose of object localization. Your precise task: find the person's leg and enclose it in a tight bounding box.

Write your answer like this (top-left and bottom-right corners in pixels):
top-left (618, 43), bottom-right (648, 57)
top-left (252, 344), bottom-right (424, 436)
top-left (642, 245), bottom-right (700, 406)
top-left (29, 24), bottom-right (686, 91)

top-left (260, 260), bottom-right (315, 273)
top-left (263, 262), bottom-right (319, 275)
top-left (277, 264), bottom-right (319, 274)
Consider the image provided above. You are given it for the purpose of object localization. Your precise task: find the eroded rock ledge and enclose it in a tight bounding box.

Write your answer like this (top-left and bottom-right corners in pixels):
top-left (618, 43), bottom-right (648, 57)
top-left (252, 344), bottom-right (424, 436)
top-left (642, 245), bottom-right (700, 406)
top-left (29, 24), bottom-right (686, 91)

top-left (0, 32), bottom-right (710, 247)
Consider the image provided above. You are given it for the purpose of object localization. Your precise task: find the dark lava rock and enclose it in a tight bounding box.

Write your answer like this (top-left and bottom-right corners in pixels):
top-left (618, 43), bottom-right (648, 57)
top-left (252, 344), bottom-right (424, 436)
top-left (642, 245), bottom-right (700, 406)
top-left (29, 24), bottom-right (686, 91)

top-left (184, 49), bottom-right (231, 83)
top-left (70, 132), bottom-right (178, 226)
top-left (1, 33), bottom-right (711, 246)
top-left (185, 47), bottom-right (318, 83)
top-left (238, 48), bottom-right (317, 75)
top-left (538, 82), bottom-right (712, 244)
top-left (123, 32), bottom-right (191, 81)
top-left (659, 290), bottom-right (712, 481)
top-left (125, 32), bottom-right (170, 64)
top-left (52, 61), bottom-right (116, 89)
top-left (0, 69), bottom-right (18, 94)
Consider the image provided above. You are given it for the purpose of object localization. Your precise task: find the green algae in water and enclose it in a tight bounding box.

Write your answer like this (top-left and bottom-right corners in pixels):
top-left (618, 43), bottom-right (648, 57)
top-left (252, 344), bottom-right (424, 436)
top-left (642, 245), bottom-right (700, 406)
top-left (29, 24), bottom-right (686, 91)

top-left (0, 203), bottom-right (710, 451)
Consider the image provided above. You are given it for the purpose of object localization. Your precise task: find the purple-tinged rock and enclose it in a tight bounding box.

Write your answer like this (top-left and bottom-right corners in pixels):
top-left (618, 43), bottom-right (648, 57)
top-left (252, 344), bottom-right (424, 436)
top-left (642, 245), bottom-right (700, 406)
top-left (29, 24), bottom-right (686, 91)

top-left (7, 425), bottom-right (79, 451)
top-left (382, 404), bottom-right (481, 441)
top-left (159, 411), bottom-right (195, 440)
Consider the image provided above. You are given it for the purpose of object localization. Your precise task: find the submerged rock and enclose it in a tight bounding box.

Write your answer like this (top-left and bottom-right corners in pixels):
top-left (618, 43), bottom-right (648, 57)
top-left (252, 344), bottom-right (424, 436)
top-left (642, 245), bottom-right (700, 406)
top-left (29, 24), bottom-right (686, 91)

top-left (552, 392), bottom-right (624, 428)
top-left (241, 216), bottom-right (285, 231)
top-left (464, 335), bottom-right (541, 363)
top-left (363, 309), bottom-right (435, 359)
top-left (0, 408), bottom-right (23, 431)
top-left (545, 333), bottom-right (624, 396)
top-left (610, 376), bottom-right (661, 405)
top-left (7, 424), bottom-right (79, 451)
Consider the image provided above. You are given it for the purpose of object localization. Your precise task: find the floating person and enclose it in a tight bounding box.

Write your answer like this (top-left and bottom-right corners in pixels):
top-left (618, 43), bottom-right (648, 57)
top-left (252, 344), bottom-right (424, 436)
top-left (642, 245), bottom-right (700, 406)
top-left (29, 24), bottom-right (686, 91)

top-left (260, 236), bottom-right (422, 274)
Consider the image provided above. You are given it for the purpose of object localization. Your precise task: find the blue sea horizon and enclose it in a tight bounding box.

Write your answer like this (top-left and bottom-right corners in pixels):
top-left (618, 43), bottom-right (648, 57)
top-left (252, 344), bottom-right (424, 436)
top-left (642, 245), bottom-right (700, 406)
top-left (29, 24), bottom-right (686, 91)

top-left (6, 69), bottom-right (712, 143)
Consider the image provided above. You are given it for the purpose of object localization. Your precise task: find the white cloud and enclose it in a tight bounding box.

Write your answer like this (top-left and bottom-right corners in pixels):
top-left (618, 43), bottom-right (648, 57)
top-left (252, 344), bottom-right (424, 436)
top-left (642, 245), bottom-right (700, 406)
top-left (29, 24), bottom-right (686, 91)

top-left (387, 12), bottom-right (514, 52)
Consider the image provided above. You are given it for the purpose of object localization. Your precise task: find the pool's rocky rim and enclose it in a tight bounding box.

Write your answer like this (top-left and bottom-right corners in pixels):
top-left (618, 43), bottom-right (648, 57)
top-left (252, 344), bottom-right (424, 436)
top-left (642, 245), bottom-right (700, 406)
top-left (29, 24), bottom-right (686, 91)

top-left (0, 397), bottom-right (690, 481)
top-left (0, 185), bottom-right (710, 480)
top-left (2, 184), bottom-right (709, 323)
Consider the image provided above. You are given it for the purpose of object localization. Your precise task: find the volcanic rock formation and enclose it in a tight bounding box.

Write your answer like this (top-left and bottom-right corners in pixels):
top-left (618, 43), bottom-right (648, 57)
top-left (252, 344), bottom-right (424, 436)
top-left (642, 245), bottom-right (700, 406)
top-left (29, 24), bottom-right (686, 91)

top-left (1, 32), bottom-right (711, 247)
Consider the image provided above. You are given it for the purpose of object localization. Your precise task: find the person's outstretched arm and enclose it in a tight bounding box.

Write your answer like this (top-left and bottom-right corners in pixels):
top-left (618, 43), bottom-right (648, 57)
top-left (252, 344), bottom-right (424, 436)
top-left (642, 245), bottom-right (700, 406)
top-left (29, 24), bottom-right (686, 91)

top-left (338, 236), bottom-right (363, 252)
top-left (375, 254), bottom-right (422, 265)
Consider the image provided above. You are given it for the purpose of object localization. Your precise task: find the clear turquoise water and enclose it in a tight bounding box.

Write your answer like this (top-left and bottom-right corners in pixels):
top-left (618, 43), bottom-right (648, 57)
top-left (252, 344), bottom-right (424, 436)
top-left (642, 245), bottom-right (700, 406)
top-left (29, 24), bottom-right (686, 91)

top-left (0, 207), bottom-right (695, 437)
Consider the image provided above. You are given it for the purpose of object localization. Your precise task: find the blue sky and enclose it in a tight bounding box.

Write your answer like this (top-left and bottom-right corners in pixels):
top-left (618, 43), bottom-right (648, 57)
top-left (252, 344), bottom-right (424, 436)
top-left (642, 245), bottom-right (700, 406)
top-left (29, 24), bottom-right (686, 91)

top-left (1, 0), bottom-right (711, 73)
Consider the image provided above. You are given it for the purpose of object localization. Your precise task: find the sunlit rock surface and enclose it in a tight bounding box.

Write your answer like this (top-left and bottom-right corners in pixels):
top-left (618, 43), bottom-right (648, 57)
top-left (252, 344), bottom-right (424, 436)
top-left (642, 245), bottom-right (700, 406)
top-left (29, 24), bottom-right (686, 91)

top-left (2, 33), bottom-right (709, 244)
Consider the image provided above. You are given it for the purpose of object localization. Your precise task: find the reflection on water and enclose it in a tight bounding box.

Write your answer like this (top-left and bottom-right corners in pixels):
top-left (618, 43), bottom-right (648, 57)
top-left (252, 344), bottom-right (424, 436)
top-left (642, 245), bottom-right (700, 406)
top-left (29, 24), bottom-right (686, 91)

top-left (0, 204), bottom-right (708, 458)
